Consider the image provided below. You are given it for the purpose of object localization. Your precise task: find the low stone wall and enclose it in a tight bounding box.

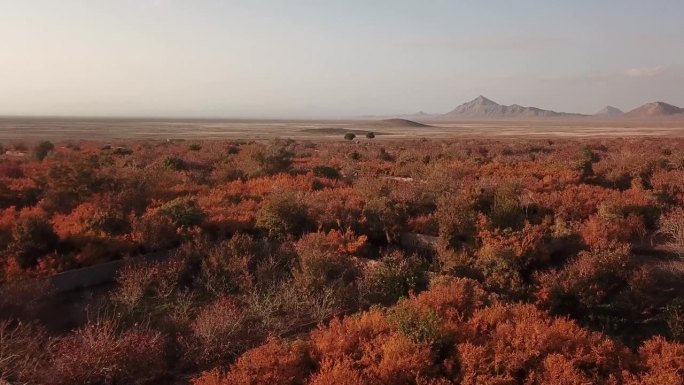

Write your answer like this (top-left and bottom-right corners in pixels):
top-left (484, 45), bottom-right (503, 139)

top-left (45, 234), bottom-right (438, 294)
top-left (46, 250), bottom-right (170, 294)
top-left (400, 232), bottom-right (438, 252)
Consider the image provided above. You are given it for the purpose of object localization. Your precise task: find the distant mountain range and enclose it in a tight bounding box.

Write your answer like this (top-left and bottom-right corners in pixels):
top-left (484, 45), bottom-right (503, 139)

top-left (444, 95), bottom-right (579, 118)
top-left (594, 106), bottom-right (624, 116)
top-left (367, 96), bottom-right (684, 120)
top-left (624, 101), bottom-right (683, 117)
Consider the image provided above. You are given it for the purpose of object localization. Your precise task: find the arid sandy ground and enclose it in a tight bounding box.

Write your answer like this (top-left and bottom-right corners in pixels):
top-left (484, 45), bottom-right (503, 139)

top-left (1, 116), bottom-right (684, 141)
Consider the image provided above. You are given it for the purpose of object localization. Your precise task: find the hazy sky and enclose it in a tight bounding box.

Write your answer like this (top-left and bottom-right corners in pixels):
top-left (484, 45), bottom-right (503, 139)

top-left (1, 0), bottom-right (683, 118)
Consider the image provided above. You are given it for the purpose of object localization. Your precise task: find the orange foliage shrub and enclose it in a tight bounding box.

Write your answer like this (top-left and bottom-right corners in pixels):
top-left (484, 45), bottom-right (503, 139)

top-left (310, 309), bottom-right (392, 362)
top-left (537, 184), bottom-right (614, 221)
top-left (475, 217), bottom-right (550, 296)
top-left (197, 279), bottom-right (645, 385)
top-left (0, 206), bottom-right (58, 273)
top-left (197, 186), bottom-right (259, 234)
top-left (651, 169), bottom-right (684, 205)
top-left (191, 338), bottom-right (311, 385)
top-left (403, 277), bottom-right (489, 325)
top-left (307, 359), bottom-right (365, 385)
top-left (52, 202), bottom-right (106, 238)
top-left (306, 186), bottom-right (364, 231)
top-left (536, 243), bottom-right (632, 310)
top-left (580, 213), bottom-right (646, 249)
top-left (477, 218), bottom-right (549, 267)
top-left (323, 228), bottom-right (369, 255)
top-left (624, 336), bottom-right (684, 385)
top-left (457, 304), bottom-right (630, 385)
top-left (308, 279), bottom-right (488, 384)
top-left (130, 208), bottom-right (181, 251)
top-left (436, 192), bottom-right (478, 248)
top-left (310, 309), bottom-right (442, 384)
top-left (659, 207), bottom-right (684, 256)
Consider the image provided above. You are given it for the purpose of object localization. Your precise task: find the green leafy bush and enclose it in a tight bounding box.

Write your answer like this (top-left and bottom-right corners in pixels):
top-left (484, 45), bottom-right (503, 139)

top-left (363, 250), bottom-right (427, 305)
top-left (312, 165), bottom-right (340, 179)
top-left (33, 141), bottom-right (54, 161)
top-left (163, 156), bottom-right (188, 171)
top-left (158, 198), bottom-right (205, 228)
top-left (253, 144), bottom-right (293, 175)
top-left (255, 193), bottom-right (310, 238)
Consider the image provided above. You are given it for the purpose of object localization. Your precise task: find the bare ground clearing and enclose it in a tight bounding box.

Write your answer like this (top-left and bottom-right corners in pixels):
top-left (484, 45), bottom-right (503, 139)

top-left (1, 116), bottom-right (683, 141)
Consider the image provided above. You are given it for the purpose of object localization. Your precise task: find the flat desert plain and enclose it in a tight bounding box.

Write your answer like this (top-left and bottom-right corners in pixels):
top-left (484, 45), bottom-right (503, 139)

top-left (1, 116), bottom-right (684, 141)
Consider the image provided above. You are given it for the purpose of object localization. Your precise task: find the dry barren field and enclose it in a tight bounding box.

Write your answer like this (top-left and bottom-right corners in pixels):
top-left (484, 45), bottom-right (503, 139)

top-left (1, 116), bottom-right (684, 141)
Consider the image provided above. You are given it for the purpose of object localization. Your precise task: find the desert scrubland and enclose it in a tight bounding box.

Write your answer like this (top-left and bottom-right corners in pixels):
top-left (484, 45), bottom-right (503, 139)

top-left (1, 130), bottom-right (684, 384)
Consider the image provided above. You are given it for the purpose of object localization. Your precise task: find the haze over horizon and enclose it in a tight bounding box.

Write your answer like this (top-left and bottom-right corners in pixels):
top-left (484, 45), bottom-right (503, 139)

top-left (1, 0), bottom-right (683, 118)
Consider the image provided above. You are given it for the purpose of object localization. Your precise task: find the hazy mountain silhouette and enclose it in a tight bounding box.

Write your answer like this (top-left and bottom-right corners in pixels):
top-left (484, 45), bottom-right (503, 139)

top-left (444, 96), bottom-right (574, 118)
top-left (360, 97), bottom-right (684, 120)
top-left (625, 101), bottom-right (683, 117)
top-left (594, 106), bottom-right (624, 116)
